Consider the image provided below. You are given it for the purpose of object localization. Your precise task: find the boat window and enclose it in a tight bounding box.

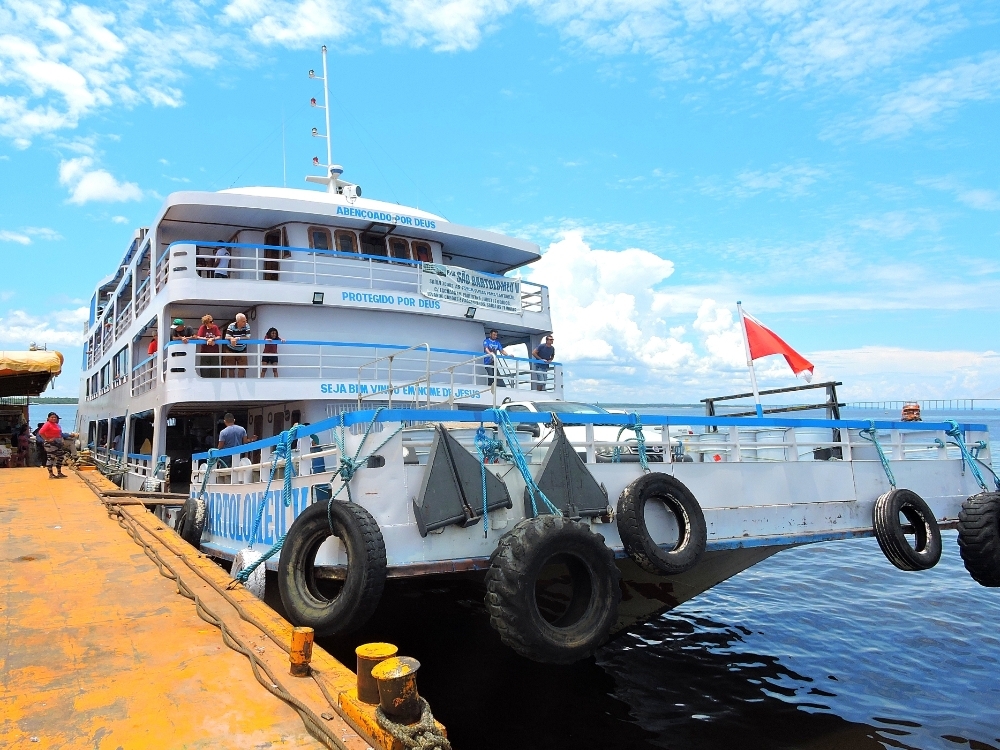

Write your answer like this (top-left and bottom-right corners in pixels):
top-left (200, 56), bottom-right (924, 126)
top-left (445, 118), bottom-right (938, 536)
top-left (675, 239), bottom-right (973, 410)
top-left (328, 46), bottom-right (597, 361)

top-left (388, 237), bottom-right (410, 260)
top-left (334, 230), bottom-right (358, 254)
top-left (505, 404), bottom-right (531, 412)
top-left (412, 242), bottom-right (432, 263)
top-left (361, 233), bottom-right (388, 257)
top-left (263, 229), bottom-right (282, 247)
top-left (308, 227), bottom-right (332, 252)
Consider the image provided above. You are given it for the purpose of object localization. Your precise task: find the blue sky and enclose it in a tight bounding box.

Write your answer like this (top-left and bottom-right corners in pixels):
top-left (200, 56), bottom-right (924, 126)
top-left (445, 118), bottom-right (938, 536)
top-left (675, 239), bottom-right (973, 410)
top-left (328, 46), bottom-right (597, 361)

top-left (1, 0), bottom-right (998, 401)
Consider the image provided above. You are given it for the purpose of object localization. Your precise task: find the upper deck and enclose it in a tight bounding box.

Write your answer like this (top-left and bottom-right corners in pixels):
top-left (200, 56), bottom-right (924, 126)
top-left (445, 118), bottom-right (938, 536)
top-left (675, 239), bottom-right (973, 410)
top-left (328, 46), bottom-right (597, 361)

top-left (80, 188), bottom-right (556, 407)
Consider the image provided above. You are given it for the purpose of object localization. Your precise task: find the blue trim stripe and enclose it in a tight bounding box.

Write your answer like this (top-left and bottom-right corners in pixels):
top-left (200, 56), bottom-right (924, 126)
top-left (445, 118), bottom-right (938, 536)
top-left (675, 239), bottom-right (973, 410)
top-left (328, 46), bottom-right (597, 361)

top-left (191, 407), bottom-right (988, 460)
top-left (163, 337), bottom-right (560, 367)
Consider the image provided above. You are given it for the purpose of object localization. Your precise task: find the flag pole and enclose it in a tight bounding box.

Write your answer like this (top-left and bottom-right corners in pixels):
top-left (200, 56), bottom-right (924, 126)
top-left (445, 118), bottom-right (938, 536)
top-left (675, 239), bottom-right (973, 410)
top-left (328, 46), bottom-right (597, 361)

top-left (737, 301), bottom-right (764, 418)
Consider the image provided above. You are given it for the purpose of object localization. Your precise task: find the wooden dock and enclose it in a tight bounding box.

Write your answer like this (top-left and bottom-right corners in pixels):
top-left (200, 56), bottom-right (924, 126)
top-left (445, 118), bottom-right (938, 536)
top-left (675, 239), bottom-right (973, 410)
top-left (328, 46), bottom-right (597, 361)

top-left (0, 467), bottom-right (375, 749)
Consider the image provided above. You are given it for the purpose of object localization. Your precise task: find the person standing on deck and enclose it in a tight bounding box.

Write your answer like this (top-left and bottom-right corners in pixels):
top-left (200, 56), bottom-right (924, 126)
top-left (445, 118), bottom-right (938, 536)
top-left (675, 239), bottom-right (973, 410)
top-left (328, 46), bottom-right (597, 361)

top-left (197, 315), bottom-right (222, 378)
top-left (38, 412), bottom-right (67, 479)
top-left (224, 313), bottom-right (251, 378)
top-left (483, 329), bottom-right (508, 387)
top-left (260, 327), bottom-right (285, 378)
top-left (217, 413), bottom-right (255, 470)
top-left (531, 335), bottom-right (555, 391)
top-left (213, 246), bottom-right (231, 279)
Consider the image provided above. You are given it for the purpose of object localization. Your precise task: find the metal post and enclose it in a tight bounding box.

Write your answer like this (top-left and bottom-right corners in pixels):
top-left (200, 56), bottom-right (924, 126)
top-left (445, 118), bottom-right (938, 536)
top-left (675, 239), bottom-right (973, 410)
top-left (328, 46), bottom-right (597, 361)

top-left (737, 301), bottom-right (764, 418)
top-left (320, 46), bottom-right (333, 191)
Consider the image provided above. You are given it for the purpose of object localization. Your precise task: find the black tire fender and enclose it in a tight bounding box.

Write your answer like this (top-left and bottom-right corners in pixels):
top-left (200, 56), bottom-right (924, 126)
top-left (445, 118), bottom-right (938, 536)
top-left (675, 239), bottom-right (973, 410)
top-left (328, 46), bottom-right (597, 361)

top-left (278, 500), bottom-right (387, 636)
top-left (485, 515), bottom-right (621, 664)
top-left (616, 473), bottom-right (707, 575)
top-left (957, 491), bottom-right (1000, 587)
top-left (872, 489), bottom-right (942, 571)
top-left (177, 497), bottom-right (206, 548)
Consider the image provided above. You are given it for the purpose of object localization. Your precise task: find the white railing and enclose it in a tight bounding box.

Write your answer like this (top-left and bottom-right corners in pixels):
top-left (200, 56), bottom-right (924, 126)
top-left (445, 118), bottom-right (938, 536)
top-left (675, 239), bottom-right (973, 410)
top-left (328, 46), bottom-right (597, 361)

top-left (115, 303), bottom-right (132, 338)
top-left (135, 278), bottom-right (151, 316)
top-left (131, 354), bottom-right (157, 396)
top-left (164, 338), bottom-right (561, 400)
top-left (179, 242), bottom-right (548, 315)
top-left (155, 248), bottom-right (169, 293)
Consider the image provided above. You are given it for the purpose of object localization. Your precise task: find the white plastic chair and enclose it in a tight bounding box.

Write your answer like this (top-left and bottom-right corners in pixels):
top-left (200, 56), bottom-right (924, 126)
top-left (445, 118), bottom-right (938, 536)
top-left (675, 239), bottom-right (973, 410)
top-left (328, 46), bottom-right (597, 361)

top-left (235, 457), bottom-right (252, 484)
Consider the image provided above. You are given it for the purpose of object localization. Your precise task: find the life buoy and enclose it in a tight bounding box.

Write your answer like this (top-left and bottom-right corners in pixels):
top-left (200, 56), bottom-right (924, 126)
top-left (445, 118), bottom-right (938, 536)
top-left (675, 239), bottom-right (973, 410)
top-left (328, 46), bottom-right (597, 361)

top-left (485, 515), bottom-right (620, 664)
top-left (277, 500), bottom-right (387, 635)
top-left (176, 497), bottom-right (206, 548)
top-left (616, 473), bottom-right (706, 575)
top-left (872, 489), bottom-right (941, 571)
top-left (957, 491), bottom-right (1000, 587)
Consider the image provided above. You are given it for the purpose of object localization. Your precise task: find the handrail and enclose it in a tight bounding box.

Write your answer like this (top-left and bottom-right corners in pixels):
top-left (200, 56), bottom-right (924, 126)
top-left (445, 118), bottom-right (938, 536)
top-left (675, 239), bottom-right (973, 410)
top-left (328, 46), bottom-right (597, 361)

top-left (357, 342), bottom-right (431, 408)
top-left (192, 407), bottom-right (990, 461)
top-left (161, 337), bottom-right (560, 368)
top-left (131, 353), bottom-right (156, 371)
top-left (167, 239), bottom-right (544, 287)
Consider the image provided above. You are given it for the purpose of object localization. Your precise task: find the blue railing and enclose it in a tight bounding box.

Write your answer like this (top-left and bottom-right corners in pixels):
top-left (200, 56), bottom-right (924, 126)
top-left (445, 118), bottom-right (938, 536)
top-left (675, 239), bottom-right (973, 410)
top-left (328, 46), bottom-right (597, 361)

top-left (193, 407), bottom-right (988, 461)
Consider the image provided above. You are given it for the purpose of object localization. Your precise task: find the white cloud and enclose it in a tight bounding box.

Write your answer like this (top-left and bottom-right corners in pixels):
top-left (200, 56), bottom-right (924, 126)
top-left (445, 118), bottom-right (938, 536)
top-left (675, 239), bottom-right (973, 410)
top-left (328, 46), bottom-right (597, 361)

top-left (0, 0), bottom-right (225, 144)
top-left (58, 156), bottom-right (142, 204)
top-left (223, 0), bottom-right (354, 47)
top-left (0, 306), bottom-right (88, 347)
top-left (702, 163), bottom-right (827, 199)
top-left (377, 0), bottom-right (516, 52)
top-left (0, 230), bottom-right (31, 245)
top-left (0, 226), bottom-right (61, 244)
top-left (111, 215), bottom-right (129, 224)
top-left (865, 52), bottom-right (1000, 139)
top-left (853, 209), bottom-right (940, 239)
top-left (921, 177), bottom-right (1000, 212)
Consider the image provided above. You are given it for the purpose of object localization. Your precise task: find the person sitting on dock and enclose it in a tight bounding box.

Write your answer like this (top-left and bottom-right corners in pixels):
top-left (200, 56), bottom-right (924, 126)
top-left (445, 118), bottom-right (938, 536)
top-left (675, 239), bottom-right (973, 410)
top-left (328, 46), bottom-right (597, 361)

top-left (224, 313), bottom-right (251, 378)
top-left (38, 413), bottom-right (68, 479)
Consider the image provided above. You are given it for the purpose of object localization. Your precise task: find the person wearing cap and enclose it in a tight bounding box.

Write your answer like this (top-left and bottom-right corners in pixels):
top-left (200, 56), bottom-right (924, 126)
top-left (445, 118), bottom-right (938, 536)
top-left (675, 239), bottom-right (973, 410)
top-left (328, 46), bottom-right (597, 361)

top-left (170, 318), bottom-right (194, 342)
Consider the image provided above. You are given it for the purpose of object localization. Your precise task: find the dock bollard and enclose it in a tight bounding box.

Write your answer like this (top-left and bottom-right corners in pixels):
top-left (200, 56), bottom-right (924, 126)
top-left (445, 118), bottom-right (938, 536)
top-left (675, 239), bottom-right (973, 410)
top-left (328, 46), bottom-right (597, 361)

top-left (289, 627), bottom-right (314, 677)
top-left (355, 642), bottom-right (398, 704)
top-left (371, 656), bottom-right (422, 725)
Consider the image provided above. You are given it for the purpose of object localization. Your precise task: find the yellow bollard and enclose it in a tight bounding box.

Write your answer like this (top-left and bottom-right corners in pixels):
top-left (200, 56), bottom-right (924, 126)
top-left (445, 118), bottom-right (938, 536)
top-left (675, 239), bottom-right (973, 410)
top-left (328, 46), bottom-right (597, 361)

top-left (289, 627), bottom-right (314, 677)
top-left (355, 642), bottom-right (398, 704)
top-left (371, 656), bottom-right (422, 724)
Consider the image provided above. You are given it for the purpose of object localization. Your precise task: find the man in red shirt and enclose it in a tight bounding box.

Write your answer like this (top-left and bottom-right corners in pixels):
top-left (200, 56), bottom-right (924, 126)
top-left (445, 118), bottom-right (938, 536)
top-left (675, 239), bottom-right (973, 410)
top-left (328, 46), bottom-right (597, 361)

top-left (38, 412), bottom-right (68, 478)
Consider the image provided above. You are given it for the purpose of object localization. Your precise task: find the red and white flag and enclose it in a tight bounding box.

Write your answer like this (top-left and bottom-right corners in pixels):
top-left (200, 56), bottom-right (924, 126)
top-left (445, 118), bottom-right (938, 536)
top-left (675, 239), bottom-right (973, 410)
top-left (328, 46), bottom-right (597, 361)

top-left (740, 310), bottom-right (814, 382)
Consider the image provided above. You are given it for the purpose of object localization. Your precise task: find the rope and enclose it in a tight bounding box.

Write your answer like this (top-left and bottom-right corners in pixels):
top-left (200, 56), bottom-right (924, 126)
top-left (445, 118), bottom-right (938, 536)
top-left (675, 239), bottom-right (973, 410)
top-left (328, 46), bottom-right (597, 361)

top-left (945, 420), bottom-right (994, 492)
top-left (235, 426), bottom-right (301, 583)
top-left (375, 698), bottom-right (452, 750)
top-left (325, 408), bottom-right (403, 532)
top-left (492, 409), bottom-right (559, 517)
top-left (859, 421), bottom-right (896, 489)
top-left (614, 413), bottom-right (650, 473)
top-left (108, 505), bottom-right (349, 749)
top-left (197, 451), bottom-right (219, 500)
top-left (474, 425), bottom-right (511, 538)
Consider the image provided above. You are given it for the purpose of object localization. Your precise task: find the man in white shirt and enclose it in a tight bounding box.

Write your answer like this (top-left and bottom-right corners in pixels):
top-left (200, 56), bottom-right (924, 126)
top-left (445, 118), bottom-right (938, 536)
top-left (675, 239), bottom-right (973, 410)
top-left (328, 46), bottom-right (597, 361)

top-left (214, 247), bottom-right (231, 278)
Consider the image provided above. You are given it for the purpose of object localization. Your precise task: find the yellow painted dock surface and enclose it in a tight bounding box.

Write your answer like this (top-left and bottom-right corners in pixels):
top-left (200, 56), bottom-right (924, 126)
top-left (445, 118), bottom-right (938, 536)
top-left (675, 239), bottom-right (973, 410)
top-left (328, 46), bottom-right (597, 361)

top-left (0, 468), bottom-right (373, 750)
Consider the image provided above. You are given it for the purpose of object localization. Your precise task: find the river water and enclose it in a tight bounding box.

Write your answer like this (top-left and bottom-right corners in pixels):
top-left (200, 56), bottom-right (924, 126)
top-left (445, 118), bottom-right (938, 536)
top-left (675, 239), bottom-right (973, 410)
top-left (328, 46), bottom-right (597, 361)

top-left (321, 407), bottom-right (1000, 750)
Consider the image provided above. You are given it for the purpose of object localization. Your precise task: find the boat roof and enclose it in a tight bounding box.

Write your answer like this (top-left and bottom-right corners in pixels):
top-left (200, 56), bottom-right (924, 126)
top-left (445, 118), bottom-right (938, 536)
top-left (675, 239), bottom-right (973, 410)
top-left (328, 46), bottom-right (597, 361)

top-left (0, 350), bottom-right (63, 397)
top-left (150, 187), bottom-right (541, 275)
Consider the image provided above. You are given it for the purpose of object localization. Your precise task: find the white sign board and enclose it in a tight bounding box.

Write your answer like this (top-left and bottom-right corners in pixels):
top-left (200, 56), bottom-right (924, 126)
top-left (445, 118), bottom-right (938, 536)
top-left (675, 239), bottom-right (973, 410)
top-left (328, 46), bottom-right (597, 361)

top-left (419, 263), bottom-right (521, 314)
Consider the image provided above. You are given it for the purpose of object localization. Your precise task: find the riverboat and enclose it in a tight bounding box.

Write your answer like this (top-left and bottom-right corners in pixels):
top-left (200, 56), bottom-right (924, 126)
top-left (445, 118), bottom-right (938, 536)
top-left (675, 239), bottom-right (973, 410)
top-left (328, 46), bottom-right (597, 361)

top-left (77, 48), bottom-right (1000, 664)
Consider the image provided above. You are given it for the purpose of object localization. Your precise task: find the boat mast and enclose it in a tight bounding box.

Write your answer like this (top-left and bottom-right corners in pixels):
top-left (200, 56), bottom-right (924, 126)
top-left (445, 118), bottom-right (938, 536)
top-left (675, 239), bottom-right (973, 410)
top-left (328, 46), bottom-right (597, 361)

top-left (307, 46), bottom-right (359, 199)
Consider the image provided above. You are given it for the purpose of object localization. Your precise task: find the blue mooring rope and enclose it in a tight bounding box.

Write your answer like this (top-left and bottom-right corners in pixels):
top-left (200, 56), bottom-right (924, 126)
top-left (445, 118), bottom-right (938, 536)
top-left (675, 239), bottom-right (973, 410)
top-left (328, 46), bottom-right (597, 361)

top-left (859, 421), bottom-right (896, 490)
top-left (474, 425), bottom-right (510, 538)
top-left (613, 413), bottom-right (650, 473)
top-left (491, 409), bottom-right (560, 517)
top-left (234, 410), bottom-right (403, 585)
top-left (945, 420), bottom-right (994, 492)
